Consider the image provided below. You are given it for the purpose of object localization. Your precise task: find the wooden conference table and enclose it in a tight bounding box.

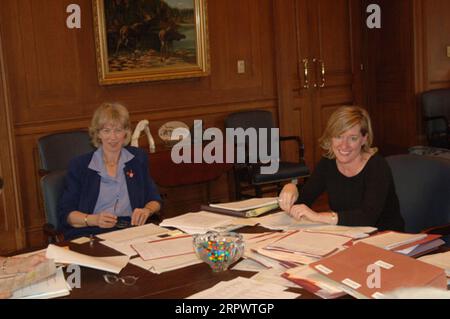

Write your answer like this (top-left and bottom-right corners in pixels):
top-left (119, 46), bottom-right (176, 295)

top-left (62, 226), bottom-right (320, 299)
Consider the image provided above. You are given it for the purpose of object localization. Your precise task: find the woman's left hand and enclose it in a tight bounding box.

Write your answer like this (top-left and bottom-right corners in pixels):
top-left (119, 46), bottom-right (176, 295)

top-left (131, 208), bottom-right (153, 226)
top-left (289, 204), bottom-right (319, 222)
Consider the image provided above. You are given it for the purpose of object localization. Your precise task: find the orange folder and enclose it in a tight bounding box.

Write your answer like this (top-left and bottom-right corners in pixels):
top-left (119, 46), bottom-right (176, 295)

top-left (309, 242), bottom-right (447, 299)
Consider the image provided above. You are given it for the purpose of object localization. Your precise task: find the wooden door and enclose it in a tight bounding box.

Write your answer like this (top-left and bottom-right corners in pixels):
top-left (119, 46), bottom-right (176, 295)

top-left (273, 0), bottom-right (364, 167)
top-left (308, 0), bottom-right (365, 162)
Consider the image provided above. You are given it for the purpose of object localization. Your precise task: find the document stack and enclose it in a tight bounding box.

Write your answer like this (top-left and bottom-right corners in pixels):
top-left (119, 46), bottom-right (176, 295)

top-left (418, 251), bottom-right (450, 285)
top-left (309, 242), bottom-right (447, 299)
top-left (356, 231), bottom-right (445, 257)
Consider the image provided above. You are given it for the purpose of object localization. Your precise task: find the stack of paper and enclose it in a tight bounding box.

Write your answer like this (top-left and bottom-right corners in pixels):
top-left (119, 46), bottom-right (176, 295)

top-left (419, 251), bottom-right (450, 277)
top-left (356, 231), bottom-right (427, 250)
top-left (100, 229), bottom-right (182, 257)
top-left (264, 231), bottom-right (352, 258)
top-left (305, 225), bottom-right (377, 239)
top-left (0, 259), bottom-right (56, 294)
top-left (130, 253), bottom-right (202, 274)
top-left (250, 268), bottom-right (299, 288)
top-left (10, 268), bottom-right (70, 299)
top-left (240, 232), bottom-right (297, 269)
top-left (256, 212), bottom-right (322, 231)
top-left (394, 236), bottom-right (445, 257)
top-left (131, 235), bottom-right (194, 261)
top-left (186, 277), bottom-right (300, 299)
top-left (282, 265), bottom-right (346, 299)
top-left (46, 244), bottom-right (129, 274)
top-left (310, 242), bottom-right (447, 299)
top-left (159, 211), bottom-right (256, 234)
top-left (203, 197), bottom-right (279, 218)
top-left (96, 223), bottom-right (169, 243)
top-left (129, 234), bottom-right (201, 274)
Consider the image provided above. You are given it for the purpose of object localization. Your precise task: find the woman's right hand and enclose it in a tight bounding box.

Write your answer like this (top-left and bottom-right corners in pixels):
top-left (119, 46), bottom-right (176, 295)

top-left (93, 212), bottom-right (117, 228)
top-left (278, 183), bottom-right (299, 213)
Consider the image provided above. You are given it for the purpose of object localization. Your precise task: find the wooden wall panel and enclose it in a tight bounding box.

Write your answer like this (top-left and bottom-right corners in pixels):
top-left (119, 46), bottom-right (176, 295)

top-left (0, 0), bottom-right (277, 248)
top-left (422, 0), bottom-right (450, 89)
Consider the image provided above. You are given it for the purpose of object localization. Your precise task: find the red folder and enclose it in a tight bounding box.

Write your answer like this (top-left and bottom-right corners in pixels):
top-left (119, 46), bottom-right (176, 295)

top-left (309, 242), bottom-right (447, 299)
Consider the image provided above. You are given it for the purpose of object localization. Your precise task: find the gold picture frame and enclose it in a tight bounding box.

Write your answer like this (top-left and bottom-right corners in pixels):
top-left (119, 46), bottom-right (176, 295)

top-left (93, 0), bottom-right (210, 85)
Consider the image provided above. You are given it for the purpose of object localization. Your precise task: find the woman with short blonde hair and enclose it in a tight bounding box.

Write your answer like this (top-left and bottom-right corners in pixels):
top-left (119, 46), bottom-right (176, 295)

top-left (279, 106), bottom-right (404, 231)
top-left (89, 102), bottom-right (132, 147)
top-left (58, 103), bottom-right (162, 240)
top-left (319, 106), bottom-right (376, 159)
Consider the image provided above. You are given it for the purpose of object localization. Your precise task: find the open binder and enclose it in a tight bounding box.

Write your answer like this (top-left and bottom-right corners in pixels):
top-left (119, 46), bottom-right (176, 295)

top-left (200, 203), bottom-right (279, 218)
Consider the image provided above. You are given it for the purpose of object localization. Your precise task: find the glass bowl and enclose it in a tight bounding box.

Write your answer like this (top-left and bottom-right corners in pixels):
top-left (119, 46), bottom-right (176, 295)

top-left (193, 231), bottom-right (245, 272)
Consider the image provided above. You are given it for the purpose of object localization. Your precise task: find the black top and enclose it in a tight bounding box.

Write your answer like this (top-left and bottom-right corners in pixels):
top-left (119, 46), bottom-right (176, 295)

top-left (298, 153), bottom-right (405, 231)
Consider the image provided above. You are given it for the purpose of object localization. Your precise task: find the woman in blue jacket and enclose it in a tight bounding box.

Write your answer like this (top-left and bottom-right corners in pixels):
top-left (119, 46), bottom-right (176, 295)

top-left (58, 103), bottom-right (162, 240)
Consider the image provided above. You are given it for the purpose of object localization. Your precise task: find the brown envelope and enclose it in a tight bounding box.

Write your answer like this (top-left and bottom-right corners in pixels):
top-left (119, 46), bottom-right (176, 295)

top-left (309, 242), bottom-right (447, 299)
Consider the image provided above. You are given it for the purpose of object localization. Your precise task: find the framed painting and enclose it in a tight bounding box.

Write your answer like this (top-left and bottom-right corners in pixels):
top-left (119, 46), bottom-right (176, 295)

top-left (93, 0), bottom-right (210, 85)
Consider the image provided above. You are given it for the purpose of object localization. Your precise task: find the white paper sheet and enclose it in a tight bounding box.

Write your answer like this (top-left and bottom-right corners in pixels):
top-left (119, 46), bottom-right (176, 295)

top-left (11, 267), bottom-right (70, 299)
top-left (265, 231), bottom-right (351, 257)
top-left (100, 230), bottom-right (185, 257)
top-left (251, 268), bottom-right (299, 288)
top-left (305, 225), bottom-right (377, 239)
top-left (46, 244), bottom-right (129, 274)
top-left (356, 232), bottom-right (427, 250)
top-left (130, 253), bottom-right (202, 274)
top-left (186, 277), bottom-right (300, 299)
top-left (256, 212), bottom-right (322, 230)
top-left (96, 223), bottom-right (169, 243)
top-left (131, 235), bottom-right (194, 261)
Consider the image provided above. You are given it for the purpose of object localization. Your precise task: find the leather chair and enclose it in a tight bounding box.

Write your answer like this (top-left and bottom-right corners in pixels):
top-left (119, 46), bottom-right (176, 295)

top-left (40, 170), bottom-right (66, 243)
top-left (386, 154), bottom-right (450, 242)
top-left (37, 131), bottom-right (95, 174)
top-left (37, 131), bottom-right (95, 242)
top-left (225, 110), bottom-right (310, 199)
top-left (422, 89), bottom-right (450, 149)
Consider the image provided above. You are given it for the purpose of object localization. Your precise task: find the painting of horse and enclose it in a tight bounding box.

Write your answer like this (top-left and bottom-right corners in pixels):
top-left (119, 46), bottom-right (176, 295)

top-left (93, 0), bottom-right (210, 84)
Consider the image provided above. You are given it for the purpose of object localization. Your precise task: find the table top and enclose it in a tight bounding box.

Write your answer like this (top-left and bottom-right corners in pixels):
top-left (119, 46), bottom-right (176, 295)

top-left (62, 226), bottom-right (320, 299)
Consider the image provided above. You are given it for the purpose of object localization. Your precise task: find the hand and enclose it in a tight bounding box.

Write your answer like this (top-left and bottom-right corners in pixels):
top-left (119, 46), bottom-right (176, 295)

top-left (94, 212), bottom-right (118, 228)
top-left (289, 204), bottom-right (319, 222)
top-left (131, 208), bottom-right (152, 226)
top-left (278, 183), bottom-right (299, 213)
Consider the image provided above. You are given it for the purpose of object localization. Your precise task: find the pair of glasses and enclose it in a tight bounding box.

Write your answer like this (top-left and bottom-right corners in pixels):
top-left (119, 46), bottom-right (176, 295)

top-left (103, 274), bottom-right (138, 286)
top-left (115, 220), bottom-right (131, 229)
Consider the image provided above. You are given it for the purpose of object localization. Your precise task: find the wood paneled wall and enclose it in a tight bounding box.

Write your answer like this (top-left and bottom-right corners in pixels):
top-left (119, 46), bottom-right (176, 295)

top-left (364, 0), bottom-right (450, 155)
top-left (0, 0), bottom-right (277, 249)
top-left (418, 0), bottom-right (450, 90)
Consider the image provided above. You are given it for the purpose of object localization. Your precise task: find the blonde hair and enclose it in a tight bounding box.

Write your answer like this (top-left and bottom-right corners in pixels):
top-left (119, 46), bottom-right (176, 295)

top-left (89, 102), bottom-right (131, 147)
top-left (318, 106), bottom-right (377, 159)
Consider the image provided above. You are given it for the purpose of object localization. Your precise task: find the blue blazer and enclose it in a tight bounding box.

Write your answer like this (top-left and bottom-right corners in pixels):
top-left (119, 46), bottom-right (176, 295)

top-left (58, 146), bottom-right (162, 239)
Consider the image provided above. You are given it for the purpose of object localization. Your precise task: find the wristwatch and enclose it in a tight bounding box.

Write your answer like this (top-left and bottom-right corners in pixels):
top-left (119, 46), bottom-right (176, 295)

top-left (330, 212), bottom-right (338, 225)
